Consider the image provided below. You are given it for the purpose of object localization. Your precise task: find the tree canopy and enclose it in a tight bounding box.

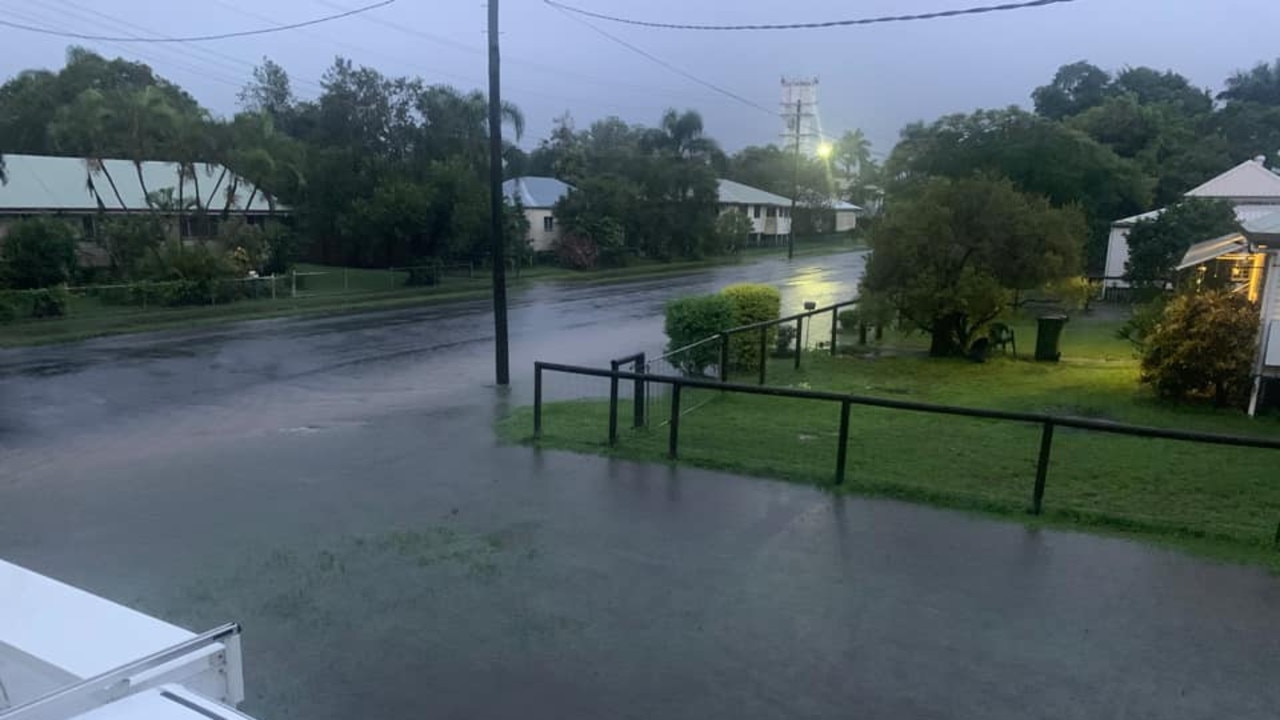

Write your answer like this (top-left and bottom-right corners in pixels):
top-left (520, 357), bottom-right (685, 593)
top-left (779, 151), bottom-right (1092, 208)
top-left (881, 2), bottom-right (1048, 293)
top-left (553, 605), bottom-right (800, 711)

top-left (861, 176), bottom-right (1086, 357)
top-left (1124, 198), bottom-right (1241, 285)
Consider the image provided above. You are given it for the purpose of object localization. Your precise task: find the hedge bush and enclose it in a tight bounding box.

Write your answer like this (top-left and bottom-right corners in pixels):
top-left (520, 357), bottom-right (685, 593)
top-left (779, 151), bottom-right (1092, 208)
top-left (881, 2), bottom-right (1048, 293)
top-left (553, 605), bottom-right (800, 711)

top-left (664, 294), bottom-right (735, 375)
top-left (722, 283), bottom-right (781, 371)
top-left (1140, 290), bottom-right (1258, 408)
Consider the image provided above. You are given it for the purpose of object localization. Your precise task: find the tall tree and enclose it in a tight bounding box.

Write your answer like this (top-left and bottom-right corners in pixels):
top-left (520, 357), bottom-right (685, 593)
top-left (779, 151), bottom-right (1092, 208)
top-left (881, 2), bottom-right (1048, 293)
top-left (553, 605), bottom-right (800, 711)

top-left (887, 107), bottom-right (1152, 271)
top-left (1124, 198), bottom-right (1240, 285)
top-left (1219, 58), bottom-right (1280, 106)
top-left (862, 176), bottom-right (1086, 356)
top-left (238, 58), bottom-right (295, 130)
top-left (1032, 61), bottom-right (1112, 120)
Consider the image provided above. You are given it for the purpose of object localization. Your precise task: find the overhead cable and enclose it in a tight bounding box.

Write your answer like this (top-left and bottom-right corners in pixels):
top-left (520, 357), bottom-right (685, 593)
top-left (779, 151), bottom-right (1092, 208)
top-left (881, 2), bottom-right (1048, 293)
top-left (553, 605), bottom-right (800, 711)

top-left (0, 0), bottom-right (396, 42)
top-left (543, 0), bottom-right (1078, 31)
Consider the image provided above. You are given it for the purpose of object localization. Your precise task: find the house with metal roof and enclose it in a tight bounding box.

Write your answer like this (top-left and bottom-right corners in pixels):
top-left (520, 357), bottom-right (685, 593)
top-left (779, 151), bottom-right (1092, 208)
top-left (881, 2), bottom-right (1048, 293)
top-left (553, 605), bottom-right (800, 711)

top-left (1172, 210), bottom-right (1280, 415)
top-left (0, 153), bottom-right (275, 243)
top-left (502, 176), bottom-right (575, 252)
top-left (1103, 157), bottom-right (1280, 287)
top-left (717, 178), bottom-right (794, 242)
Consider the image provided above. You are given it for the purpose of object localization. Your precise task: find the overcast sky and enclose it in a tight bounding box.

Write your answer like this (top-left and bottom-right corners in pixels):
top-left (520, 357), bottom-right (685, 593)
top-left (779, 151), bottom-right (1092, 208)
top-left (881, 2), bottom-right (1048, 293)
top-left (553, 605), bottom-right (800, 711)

top-left (3, 0), bottom-right (1279, 155)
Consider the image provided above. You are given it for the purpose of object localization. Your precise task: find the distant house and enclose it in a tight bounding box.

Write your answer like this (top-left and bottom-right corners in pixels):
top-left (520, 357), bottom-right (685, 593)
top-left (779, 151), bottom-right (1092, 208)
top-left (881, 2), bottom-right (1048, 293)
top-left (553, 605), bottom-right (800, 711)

top-left (1104, 157), bottom-right (1280, 287)
top-left (0, 153), bottom-right (276, 244)
top-left (831, 199), bottom-right (862, 233)
top-left (502, 176), bottom-right (575, 252)
top-left (717, 179), bottom-right (793, 244)
top-left (1173, 210), bottom-right (1280, 415)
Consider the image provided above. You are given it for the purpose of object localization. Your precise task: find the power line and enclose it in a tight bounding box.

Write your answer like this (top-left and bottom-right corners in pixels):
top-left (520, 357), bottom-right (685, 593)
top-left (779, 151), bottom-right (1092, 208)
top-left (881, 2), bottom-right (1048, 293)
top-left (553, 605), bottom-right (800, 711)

top-left (0, 0), bottom-right (396, 42)
top-left (50, 0), bottom-right (326, 93)
top-left (542, 0), bottom-right (1078, 31)
top-left (0, 2), bottom-right (248, 90)
top-left (549, 5), bottom-right (777, 118)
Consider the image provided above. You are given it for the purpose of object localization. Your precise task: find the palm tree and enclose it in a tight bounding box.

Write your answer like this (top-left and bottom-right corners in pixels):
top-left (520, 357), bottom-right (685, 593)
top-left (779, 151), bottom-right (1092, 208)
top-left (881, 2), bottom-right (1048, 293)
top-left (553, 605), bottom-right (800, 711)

top-left (647, 109), bottom-right (720, 160)
top-left (836, 129), bottom-right (873, 183)
top-left (173, 113), bottom-right (216, 237)
top-left (50, 89), bottom-right (129, 210)
top-left (121, 87), bottom-right (179, 214)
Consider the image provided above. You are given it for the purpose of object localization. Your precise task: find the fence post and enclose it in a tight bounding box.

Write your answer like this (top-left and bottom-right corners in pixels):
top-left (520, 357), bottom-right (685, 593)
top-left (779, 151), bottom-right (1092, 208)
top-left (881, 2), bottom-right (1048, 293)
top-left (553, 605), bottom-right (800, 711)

top-left (633, 353), bottom-right (646, 429)
top-left (758, 327), bottom-right (767, 386)
top-left (343, 268), bottom-right (349, 292)
top-left (533, 363), bottom-right (543, 439)
top-left (291, 270), bottom-right (297, 299)
top-left (794, 316), bottom-right (803, 370)
top-left (1032, 421), bottom-right (1055, 515)
top-left (719, 333), bottom-right (730, 383)
top-left (608, 372), bottom-right (620, 447)
top-left (388, 267), bottom-right (395, 289)
top-left (835, 399), bottom-right (851, 485)
top-left (830, 307), bottom-right (839, 356)
top-left (668, 382), bottom-right (682, 459)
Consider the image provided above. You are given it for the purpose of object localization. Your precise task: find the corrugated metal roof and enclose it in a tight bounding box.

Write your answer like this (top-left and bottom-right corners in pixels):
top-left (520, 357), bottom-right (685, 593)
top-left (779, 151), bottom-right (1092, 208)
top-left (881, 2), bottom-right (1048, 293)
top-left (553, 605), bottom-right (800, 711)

top-left (717, 178), bottom-right (791, 206)
top-left (1244, 210), bottom-right (1280, 236)
top-left (831, 199), bottom-right (863, 212)
top-left (0, 153), bottom-right (273, 213)
top-left (1186, 158), bottom-right (1280, 200)
top-left (502, 176), bottom-right (574, 208)
top-left (1176, 233), bottom-right (1248, 270)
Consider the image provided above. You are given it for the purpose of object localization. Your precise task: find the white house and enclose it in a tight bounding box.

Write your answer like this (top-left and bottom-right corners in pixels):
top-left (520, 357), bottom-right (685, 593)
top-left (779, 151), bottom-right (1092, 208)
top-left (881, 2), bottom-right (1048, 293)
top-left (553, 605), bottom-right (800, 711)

top-left (1172, 210), bottom-right (1280, 415)
top-left (832, 199), bottom-right (862, 233)
top-left (1103, 157), bottom-right (1280, 287)
top-left (716, 178), bottom-right (792, 244)
top-left (502, 176), bottom-right (575, 252)
top-left (0, 153), bottom-right (276, 241)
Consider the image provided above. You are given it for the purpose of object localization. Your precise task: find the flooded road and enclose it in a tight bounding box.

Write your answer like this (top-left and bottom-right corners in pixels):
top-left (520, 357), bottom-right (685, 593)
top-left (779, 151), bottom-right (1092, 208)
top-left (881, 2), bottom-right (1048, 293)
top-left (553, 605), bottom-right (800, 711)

top-left (2, 252), bottom-right (1278, 720)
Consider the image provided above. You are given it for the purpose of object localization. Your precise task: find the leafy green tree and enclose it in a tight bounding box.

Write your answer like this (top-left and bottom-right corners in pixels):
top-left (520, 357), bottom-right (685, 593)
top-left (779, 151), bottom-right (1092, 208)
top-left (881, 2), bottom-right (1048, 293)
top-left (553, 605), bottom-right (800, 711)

top-left (714, 210), bottom-right (753, 254)
top-left (1219, 58), bottom-right (1280, 105)
top-left (97, 215), bottom-right (165, 278)
top-left (887, 107), bottom-right (1151, 271)
top-left (1140, 290), bottom-right (1259, 408)
top-left (1032, 61), bottom-right (1113, 120)
top-left (50, 89), bottom-right (129, 209)
top-left (1124, 198), bottom-right (1240, 285)
top-left (238, 58), bottom-right (296, 130)
top-left (1, 218), bottom-right (78, 289)
top-left (861, 176), bottom-right (1086, 357)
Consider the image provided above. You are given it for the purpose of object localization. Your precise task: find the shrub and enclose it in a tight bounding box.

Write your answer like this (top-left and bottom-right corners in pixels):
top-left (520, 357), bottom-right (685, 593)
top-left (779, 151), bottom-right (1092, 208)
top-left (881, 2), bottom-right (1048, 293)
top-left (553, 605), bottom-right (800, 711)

top-left (1, 218), bottom-right (78, 289)
top-left (27, 288), bottom-right (69, 318)
top-left (722, 283), bottom-right (781, 371)
top-left (405, 258), bottom-right (442, 286)
top-left (664, 294), bottom-right (735, 375)
top-left (1140, 290), bottom-right (1259, 408)
top-left (1117, 298), bottom-right (1167, 352)
top-left (555, 234), bottom-right (599, 270)
top-left (838, 308), bottom-right (860, 331)
top-left (0, 293), bottom-right (16, 323)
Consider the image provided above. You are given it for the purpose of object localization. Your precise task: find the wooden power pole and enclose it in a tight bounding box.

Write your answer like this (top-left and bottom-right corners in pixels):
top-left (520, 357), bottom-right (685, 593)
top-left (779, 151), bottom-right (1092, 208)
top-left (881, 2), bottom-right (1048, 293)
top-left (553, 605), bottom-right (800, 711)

top-left (487, 0), bottom-right (510, 386)
top-left (788, 99), bottom-right (801, 261)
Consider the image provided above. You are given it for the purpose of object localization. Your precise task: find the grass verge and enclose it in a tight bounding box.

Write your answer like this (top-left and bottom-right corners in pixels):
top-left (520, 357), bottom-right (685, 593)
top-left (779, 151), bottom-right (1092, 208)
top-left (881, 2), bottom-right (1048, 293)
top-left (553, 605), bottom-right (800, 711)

top-left (497, 314), bottom-right (1280, 570)
top-left (0, 238), bottom-right (862, 347)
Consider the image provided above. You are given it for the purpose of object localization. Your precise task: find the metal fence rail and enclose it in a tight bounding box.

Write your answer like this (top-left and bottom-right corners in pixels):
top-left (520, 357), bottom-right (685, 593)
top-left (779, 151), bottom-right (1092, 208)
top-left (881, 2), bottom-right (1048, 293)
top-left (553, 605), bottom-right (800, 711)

top-left (533, 361), bottom-right (1280, 542)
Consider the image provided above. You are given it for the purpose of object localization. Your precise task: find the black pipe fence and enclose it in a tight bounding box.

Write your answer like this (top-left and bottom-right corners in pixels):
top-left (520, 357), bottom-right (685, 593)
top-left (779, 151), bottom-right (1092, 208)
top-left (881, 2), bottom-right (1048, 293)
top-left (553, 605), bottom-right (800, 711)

top-left (533, 360), bottom-right (1280, 543)
top-left (712, 299), bottom-right (860, 384)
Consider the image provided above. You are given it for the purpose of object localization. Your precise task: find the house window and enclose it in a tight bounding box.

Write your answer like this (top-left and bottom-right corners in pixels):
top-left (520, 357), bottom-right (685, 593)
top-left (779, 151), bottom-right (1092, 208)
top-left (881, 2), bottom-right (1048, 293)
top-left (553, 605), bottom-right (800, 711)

top-left (752, 205), bottom-right (761, 219)
top-left (543, 216), bottom-right (555, 232)
top-left (766, 207), bottom-right (776, 218)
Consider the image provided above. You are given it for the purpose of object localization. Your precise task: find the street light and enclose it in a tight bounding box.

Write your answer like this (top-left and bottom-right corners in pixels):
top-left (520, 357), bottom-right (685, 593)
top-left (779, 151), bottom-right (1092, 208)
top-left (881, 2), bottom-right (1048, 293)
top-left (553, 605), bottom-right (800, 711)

top-left (816, 142), bottom-right (834, 159)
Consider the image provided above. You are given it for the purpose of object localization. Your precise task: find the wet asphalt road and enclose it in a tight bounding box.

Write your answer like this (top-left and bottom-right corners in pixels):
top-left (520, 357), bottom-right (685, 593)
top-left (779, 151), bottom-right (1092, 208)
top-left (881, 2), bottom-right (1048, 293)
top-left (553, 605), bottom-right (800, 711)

top-left (2, 253), bottom-right (1279, 720)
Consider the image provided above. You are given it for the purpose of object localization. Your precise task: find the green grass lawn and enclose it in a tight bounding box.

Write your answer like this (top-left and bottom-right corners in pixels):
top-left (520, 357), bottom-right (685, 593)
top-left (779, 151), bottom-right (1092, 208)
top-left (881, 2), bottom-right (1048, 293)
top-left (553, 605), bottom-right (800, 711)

top-left (499, 312), bottom-right (1280, 569)
top-left (0, 237), bottom-right (862, 347)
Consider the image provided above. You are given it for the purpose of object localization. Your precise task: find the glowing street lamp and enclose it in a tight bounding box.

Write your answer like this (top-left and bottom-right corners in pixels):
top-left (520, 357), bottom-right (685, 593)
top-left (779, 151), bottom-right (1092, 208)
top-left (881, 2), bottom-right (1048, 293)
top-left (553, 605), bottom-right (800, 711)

top-left (816, 142), bottom-right (834, 159)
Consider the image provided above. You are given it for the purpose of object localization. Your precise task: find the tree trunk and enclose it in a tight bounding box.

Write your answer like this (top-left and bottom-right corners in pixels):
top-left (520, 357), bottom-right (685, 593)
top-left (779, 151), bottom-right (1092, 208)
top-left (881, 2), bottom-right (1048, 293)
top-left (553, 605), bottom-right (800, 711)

top-left (99, 163), bottom-right (128, 210)
top-left (929, 313), bottom-right (967, 357)
top-left (243, 185), bottom-right (260, 221)
top-left (221, 177), bottom-right (239, 220)
top-left (177, 172), bottom-right (186, 240)
top-left (134, 162), bottom-right (157, 216)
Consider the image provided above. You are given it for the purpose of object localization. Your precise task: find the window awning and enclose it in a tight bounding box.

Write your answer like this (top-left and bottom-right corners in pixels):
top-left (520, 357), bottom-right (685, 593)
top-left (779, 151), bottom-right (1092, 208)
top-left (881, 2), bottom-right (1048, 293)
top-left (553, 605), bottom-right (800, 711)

top-left (1176, 233), bottom-right (1249, 270)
